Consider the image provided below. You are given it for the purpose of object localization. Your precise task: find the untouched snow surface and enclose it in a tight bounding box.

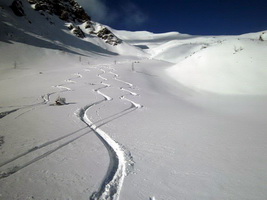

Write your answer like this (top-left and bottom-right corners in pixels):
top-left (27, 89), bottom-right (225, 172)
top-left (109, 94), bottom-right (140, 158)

top-left (1, 1), bottom-right (267, 200)
top-left (114, 29), bottom-right (267, 95)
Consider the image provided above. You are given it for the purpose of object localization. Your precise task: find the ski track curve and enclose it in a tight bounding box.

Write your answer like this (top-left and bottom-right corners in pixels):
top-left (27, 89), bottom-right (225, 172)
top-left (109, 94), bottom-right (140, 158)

top-left (120, 88), bottom-right (138, 96)
top-left (120, 96), bottom-right (142, 108)
top-left (114, 77), bottom-right (133, 87)
top-left (111, 70), bottom-right (142, 108)
top-left (0, 64), bottom-right (141, 200)
top-left (80, 66), bottom-right (142, 200)
top-left (44, 72), bottom-right (81, 104)
top-left (53, 85), bottom-right (72, 91)
top-left (81, 104), bottom-right (126, 200)
top-left (0, 72), bottom-right (86, 179)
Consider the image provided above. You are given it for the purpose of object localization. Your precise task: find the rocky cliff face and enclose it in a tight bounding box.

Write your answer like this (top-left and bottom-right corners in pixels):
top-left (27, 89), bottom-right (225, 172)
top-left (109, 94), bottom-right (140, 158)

top-left (28, 0), bottom-right (90, 22)
top-left (10, 0), bottom-right (122, 45)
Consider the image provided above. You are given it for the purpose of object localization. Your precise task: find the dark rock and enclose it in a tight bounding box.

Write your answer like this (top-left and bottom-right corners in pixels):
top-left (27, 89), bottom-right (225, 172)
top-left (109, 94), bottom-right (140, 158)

top-left (72, 6), bottom-right (90, 22)
top-left (85, 21), bottom-right (93, 29)
top-left (96, 27), bottom-right (122, 46)
top-left (34, 2), bottom-right (49, 11)
top-left (73, 26), bottom-right (85, 38)
top-left (10, 0), bottom-right (25, 16)
top-left (55, 97), bottom-right (66, 105)
top-left (29, 0), bottom-right (90, 22)
top-left (67, 23), bottom-right (74, 30)
top-left (259, 32), bottom-right (265, 41)
top-left (97, 27), bottom-right (112, 36)
top-left (60, 10), bottom-right (69, 21)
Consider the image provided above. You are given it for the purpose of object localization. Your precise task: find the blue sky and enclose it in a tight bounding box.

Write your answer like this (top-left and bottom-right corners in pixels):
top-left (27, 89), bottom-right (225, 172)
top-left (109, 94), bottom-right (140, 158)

top-left (77, 0), bottom-right (267, 35)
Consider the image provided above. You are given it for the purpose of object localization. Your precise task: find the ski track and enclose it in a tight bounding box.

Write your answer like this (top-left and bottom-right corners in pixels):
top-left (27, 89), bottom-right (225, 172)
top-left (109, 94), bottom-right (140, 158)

top-left (109, 71), bottom-right (119, 77)
top-left (98, 74), bottom-right (108, 81)
top-left (74, 73), bottom-right (83, 78)
top-left (120, 96), bottom-right (142, 108)
top-left (65, 79), bottom-right (76, 83)
top-left (0, 65), bottom-right (141, 200)
top-left (0, 92), bottom-right (53, 120)
top-left (81, 105), bottom-right (126, 200)
top-left (101, 82), bottom-right (111, 87)
top-left (96, 90), bottom-right (112, 101)
top-left (114, 77), bottom-right (133, 87)
top-left (0, 72), bottom-right (84, 178)
top-left (0, 128), bottom-right (91, 179)
top-left (111, 70), bottom-right (142, 107)
top-left (0, 109), bottom-right (19, 119)
top-left (54, 85), bottom-right (72, 91)
top-left (120, 88), bottom-right (138, 96)
top-left (80, 65), bottom-right (142, 200)
top-left (53, 73), bottom-right (83, 93)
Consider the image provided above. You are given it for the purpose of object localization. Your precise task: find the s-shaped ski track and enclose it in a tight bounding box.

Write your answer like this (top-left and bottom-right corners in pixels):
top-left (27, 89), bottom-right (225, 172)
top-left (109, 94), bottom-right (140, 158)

top-left (80, 66), bottom-right (142, 200)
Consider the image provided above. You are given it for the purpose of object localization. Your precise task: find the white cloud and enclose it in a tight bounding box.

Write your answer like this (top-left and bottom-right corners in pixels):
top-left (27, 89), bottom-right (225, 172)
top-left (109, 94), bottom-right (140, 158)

top-left (121, 2), bottom-right (147, 27)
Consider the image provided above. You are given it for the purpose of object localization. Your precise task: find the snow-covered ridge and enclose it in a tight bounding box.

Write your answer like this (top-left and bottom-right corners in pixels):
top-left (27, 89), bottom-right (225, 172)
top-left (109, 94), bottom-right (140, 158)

top-left (113, 27), bottom-right (267, 95)
top-left (165, 38), bottom-right (263, 94)
top-left (10, 0), bottom-right (122, 46)
top-left (1, 0), bottom-right (145, 57)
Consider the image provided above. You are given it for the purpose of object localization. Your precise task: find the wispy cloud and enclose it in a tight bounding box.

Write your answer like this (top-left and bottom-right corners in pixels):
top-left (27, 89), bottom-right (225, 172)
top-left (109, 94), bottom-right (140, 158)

top-left (76, 0), bottom-right (111, 22)
top-left (76, 0), bottom-right (147, 29)
top-left (120, 1), bottom-right (148, 27)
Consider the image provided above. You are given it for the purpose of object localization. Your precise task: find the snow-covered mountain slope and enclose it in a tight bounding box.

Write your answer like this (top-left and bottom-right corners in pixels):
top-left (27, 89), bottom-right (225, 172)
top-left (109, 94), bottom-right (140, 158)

top-left (111, 28), bottom-right (194, 56)
top-left (1, 1), bottom-right (267, 200)
top-left (0, 0), bottom-right (146, 58)
top-left (114, 28), bottom-right (267, 95)
top-left (167, 37), bottom-right (267, 95)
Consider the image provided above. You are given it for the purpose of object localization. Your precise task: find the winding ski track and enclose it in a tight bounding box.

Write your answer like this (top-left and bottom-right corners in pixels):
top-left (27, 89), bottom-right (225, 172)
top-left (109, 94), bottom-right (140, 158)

top-left (80, 66), bottom-right (142, 200)
top-left (0, 73), bottom-right (86, 179)
top-left (0, 65), bottom-right (141, 200)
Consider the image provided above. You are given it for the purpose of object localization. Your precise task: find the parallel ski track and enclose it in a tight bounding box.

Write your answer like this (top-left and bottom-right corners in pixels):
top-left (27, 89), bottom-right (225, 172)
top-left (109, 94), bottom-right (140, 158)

top-left (0, 65), bottom-right (141, 200)
top-left (0, 73), bottom-right (83, 178)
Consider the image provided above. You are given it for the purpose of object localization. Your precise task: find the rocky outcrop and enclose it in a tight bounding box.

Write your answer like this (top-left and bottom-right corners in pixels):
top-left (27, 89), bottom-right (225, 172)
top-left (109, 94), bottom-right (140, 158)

top-left (67, 23), bottom-right (85, 38)
top-left (84, 21), bottom-right (122, 45)
top-left (28, 0), bottom-right (90, 22)
top-left (95, 27), bottom-right (122, 46)
top-left (10, 0), bottom-right (25, 16)
top-left (25, 0), bottom-right (122, 45)
top-left (259, 32), bottom-right (266, 41)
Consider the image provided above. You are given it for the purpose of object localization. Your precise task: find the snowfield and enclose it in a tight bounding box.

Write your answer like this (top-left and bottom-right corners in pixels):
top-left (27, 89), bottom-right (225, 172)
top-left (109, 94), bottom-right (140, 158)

top-left (1, 1), bottom-right (267, 200)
